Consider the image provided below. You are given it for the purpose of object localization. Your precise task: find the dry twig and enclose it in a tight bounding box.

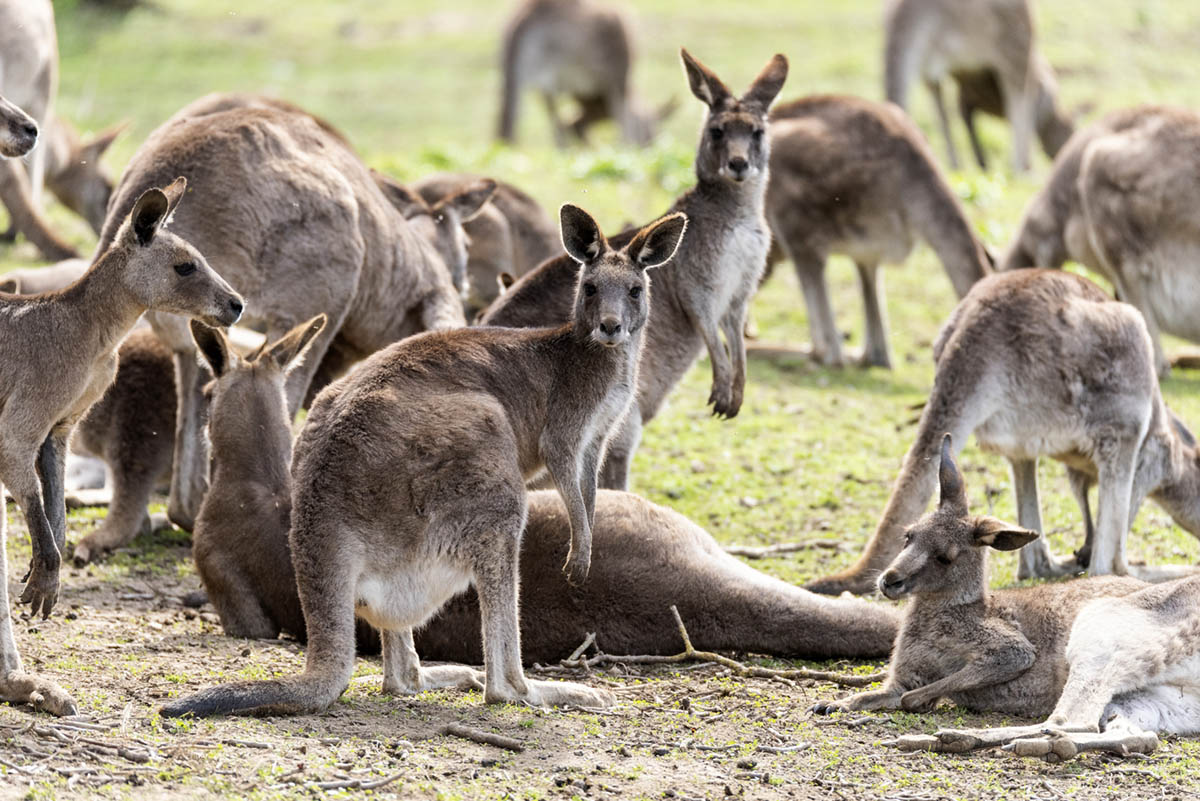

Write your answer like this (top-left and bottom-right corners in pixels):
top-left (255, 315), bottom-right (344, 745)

top-left (723, 541), bottom-right (842, 558)
top-left (442, 722), bottom-right (524, 753)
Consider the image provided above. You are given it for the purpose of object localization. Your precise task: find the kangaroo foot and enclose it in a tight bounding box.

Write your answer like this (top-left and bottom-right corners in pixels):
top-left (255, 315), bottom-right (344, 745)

top-left (0, 671), bottom-right (77, 716)
top-left (1017, 548), bottom-right (1082, 582)
top-left (487, 678), bottom-right (615, 709)
top-left (1005, 728), bottom-right (1159, 761)
top-left (382, 665), bottom-right (484, 696)
top-left (19, 556), bottom-right (60, 618)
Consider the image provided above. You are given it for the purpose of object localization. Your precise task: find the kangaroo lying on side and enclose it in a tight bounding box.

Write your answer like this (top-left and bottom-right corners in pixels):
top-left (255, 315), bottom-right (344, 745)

top-left (0, 178), bottom-right (243, 716)
top-left (1001, 105), bottom-right (1200, 376)
top-left (765, 95), bottom-right (990, 368)
top-left (812, 435), bottom-right (1146, 718)
top-left (160, 204), bottom-right (686, 717)
top-left (483, 49), bottom-right (787, 490)
top-left (809, 270), bottom-right (1200, 596)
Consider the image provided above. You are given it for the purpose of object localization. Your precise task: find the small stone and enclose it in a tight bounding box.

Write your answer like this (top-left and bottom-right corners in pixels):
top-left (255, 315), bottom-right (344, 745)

top-left (738, 496), bottom-right (758, 508)
top-left (240, 648), bottom-right (251, 657)
top-left (480, 757), bottom-right (499, 767)
top-left (652, 746), bottom-right (670, 756)
top-left (736, 758), bottom-right (756, 769)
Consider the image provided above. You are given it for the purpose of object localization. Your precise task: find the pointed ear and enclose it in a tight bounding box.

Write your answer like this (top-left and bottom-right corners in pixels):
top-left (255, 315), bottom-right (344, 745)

top-left (498, 271), bottom-right (515, 291)
top-left (190, 319), bottom-right (233, 378)
top-left (131, 187), bottom-right (169, 246)
top-left (0, 277), bottom-right (18, 294)
top-left (973, 516), bottom-right (1039, 551)
top-left (937, 433), bottom-right (968, 514)
top-left (445, 179), bottom-right (497, 223)
top-left (373, 171), bottom-right (429, 219)
top-left (741, 54), bottom-right (788, 109)
top-left (680, 49), bottom-right (732, 109)
top-left (559, 204), bottom-right (606, 264)
top-left (162, 176), bottom-right (187, 218)
top-left (625, 213), bottom-right (687, 270)
top-left (81, 123), bottom-right (125, 162)
top-left (262, 314), bottom-right (327, 375)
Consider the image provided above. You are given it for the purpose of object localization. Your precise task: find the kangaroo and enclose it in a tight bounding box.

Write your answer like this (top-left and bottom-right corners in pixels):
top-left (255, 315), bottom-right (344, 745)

top-left (498, 0), bottom-right (674, 147)
top-left (100, 92), bottom-right (468, 532)
top-left (808, 270), bottom-right (1200, 597)
top-left (0, 177), bottom-right (243, 716)
top-left (412, 173), bottom-right (561, 316)
top-left (483, 49), bottom-right (788, 490)
top-left (0, 258), bottom-right (86, 295)
top-left (889, 574), bottom-right (1200, 761)
top-left (884, 0), bottom-right (1043, 172)
top-left (159, 204), bottom-right (686, 717)
top-left (764, 95), bottom-right (990, 368)
top-left (0, 93), bottom-right (38, 158)
top-left (1001, 105), bottom-right (1200, 377)
top-left (812, 434), bottom-right (1147, 718)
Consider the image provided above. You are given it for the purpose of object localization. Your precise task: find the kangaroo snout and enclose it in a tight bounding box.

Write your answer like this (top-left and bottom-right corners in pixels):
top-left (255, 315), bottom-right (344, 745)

top-left (879, 570), bottom-right (909, 600)
top-left (727, 156), bottom-right (749, 179)
top-left (207, 291), bottom-right (245, 328)
top-left (0, 104), bottom-right (38, 158)
top-left (594, 316), bottom-right (626, 346)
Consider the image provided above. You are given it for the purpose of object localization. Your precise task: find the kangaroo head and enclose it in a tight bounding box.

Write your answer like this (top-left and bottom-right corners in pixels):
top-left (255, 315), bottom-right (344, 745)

top-left (192, 314), bottom-right (326, 455)
top-left (879, 434), bottom-right (1037, 603)
top-left (0, 94), bottom-right (38, 158)
top-left (113, 177), bottom-right (244, 328)
top-left (560, 204), bottom-right (687, 348)
top-left (681, 49), bottom-right (787, 185)
top-left (46, 121), bottom-right (123, 235)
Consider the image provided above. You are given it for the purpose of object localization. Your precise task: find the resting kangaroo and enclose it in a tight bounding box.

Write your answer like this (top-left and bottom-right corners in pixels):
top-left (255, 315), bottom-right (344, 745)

top-left (101, 92), bottom-right (468, 531)
top-left (809, 269), bottom-right (1200, 596)
top-left (0, 178), bottom-right (242, 716)
top-left (765, 95), bottom-right (990, 368)
top-left (160, 204), bottom-right (686, 717)
top-left (812, 435), bottom-right (1146, 718)
top-left (1000, 105), bottom-right (1200, 376)
top-left (498, 0), bottom-right (673, 147)
top-left (483, 49), bottom-right (787, 490)
top-left (884, 0), bottom-right (1044, 172)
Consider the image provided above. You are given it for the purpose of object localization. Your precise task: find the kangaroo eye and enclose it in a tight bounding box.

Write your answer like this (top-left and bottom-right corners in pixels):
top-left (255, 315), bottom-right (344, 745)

top-left (936, 554), bottom-right (953, 566)
top-left (174, 262), bottom-right (197, 277)
top-left (708, 127), bottom-right (724, 141)
top-left (752, 129), bottom-right (765, 141)
top-left (629, 286), bottom-right (642, 299)
top-left (903, 532), bottom-right (915, 545)
top-left (584, 282), bottom-right (597, 297)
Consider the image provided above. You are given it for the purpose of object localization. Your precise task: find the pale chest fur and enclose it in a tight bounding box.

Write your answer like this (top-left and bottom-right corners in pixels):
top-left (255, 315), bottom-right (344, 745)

top-left (67, 352), bottom-right (119, 425)
top-left (704, 215), bottom-right (769, 317)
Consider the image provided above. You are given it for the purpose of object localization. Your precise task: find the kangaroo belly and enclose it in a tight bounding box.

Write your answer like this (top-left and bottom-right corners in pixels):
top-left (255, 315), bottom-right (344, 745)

top-left (355, 558), bottom-right (473, 632)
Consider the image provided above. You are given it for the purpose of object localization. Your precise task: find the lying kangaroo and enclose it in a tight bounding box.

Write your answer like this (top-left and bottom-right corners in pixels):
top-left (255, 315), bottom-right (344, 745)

top-left (884, 0), bottom-right (1043, 172)
top-left (101, 92), bottom-right (467, 531)
top-left (0, 93), bottom-right (38, 158)
top-left (186, 314), bottom-right (897, 657)
top-left (765, 95), bottom-right (990, 368)
top-left (483, 49), bottom-right (788, 490)
top-left (161, 205), bottom-right (686, 717)
top-left (808, 270), bottom-right (1200, 596)
top-left (0, 177), bottom-right (242, 716)
top-left (812, 435), bottom-right (1146, 718)
top-left (498, 0), bottom-right (673, 147)
top-left (413, 173), bottom-right (560, 316)
top-left (889, 574), bottom-right (1200, 761)
top-left (1000, 105), bottom-right (1200, 376)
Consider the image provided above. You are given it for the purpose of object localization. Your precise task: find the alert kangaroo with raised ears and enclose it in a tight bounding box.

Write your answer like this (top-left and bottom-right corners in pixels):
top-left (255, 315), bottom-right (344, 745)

top-left (0, 178), bottom-right (243, 716)
top-left (808, 270), bottom-right (1200, 597)
top-left (483, 49), bottom-right (787, 490)
top-left (160, 204), bottom-right (686, 717)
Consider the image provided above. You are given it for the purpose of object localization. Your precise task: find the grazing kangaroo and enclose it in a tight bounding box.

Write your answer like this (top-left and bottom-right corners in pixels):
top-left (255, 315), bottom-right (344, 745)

top-left (0, 94), bottom-right (39, 158)
top-left (1000, 105), bottom-right (1200, 376)
top-left (889, 574), bottom-right (1200, 761)
top-left (0, 178), bottom-right (243, 716)
top-left (498, 0), bottom-right (673, 147)
top-left (159, 204), bottom-right (686, 717)
top-left (812, 435), bottom-right (1147, 718)
top-left (884, 0), bottom-right (1043, 172)
top-left (808, 270), bottom-right (1200, 596)
top-left (765, 95), bottom-right (990, 368)
top-left (413, 173), bottom-right (560, 316)
top-left (101, 92), bottom-right (467, 531)
top-left (483, 49), bottom-right (787, 490)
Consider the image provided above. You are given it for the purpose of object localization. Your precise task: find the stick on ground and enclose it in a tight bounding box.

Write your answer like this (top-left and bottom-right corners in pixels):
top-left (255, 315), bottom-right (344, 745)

top-left (442, 722), bottom-right (525, 753)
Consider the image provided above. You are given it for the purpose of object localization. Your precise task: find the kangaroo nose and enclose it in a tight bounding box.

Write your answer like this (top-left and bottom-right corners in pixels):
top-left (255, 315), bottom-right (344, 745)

top-left (728, 156), bottom-right (748, 174)
top-left (599, 318), bottom-right (621, 336)
top-left (19, 121), bottom-right (37, 139)
top-left (228, 297), bottom-right (244, 321)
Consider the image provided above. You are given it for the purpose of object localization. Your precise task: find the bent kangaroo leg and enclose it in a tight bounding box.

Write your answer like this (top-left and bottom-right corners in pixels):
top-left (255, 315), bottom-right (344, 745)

top-left (380, 628), bottom-right (482, 695)
top-left (73, 451), bottom-right (161, 564)
top-left (1013, 458), bottom-right (1078, 580)
top-left (790, 249), bottom-right (844, 368)
top-left (597, 409), bottom-right (642, 491)
top-left (855, 260), bottom-right (891, 368)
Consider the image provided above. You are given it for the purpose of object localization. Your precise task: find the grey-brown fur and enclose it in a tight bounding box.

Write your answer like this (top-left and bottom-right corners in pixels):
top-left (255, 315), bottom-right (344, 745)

top-left (764, 95), bottom-right (990, 368)
top-left (498, 0), bottom-right (673, 147)
top-left (813, 435), bottom-right (1147, 718)
top-left (0, 178), bottom-right (242, 717)
top-left (160, 204), bottom-right (686, 717)
top-left (100, 92), bottom-right (467, 531)
top-left (1000, 105), bottom-right (1200, 376)
top-left (483, 49), bottom-right (788, 490)
top-left (808, 270), bottom-right (1200, 596)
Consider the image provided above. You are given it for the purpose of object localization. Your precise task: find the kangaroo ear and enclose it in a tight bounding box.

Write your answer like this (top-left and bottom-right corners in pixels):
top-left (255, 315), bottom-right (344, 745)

top-left (81, 123), bottom-right (125, 162)
top-left (373, 171), bottom-right (429, 219)
top-left (446, 179), bottom-right (497, 223)
top-left (498, 271), bottom-right (515, 291)
top-left (262, 314), bottom-right (327, 375)
top-left (680, 49), bottom-right (732, 109)
top-left (0, 277), bottom-right (18, 294)
top-left (559, 204), bottom-right (606, 264)
top-left (191, 319), bottom-right (233, 378)
top-left (741, 54), bottom-right (788, 109)
top-left (130, 186), bottom-right (170, 246)
top-left (162, 176), bottom-right (187, 218)
top-left (937, 433), bottom-right (968, 514)
top-left (626, 213), bottom-right (687, 270)
top-left (973, 516), bottom-right (1039, 551)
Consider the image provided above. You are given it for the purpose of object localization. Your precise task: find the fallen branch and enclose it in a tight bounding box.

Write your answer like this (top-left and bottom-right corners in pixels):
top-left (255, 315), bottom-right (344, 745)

top-left (311, 772), bottom-right (405, 791)
top-left (724, 541), bottom-right (842, 558)
top-left (442, 722), bottom-right (524, 753)
top-left (561, 606), bottom-right (886, 688)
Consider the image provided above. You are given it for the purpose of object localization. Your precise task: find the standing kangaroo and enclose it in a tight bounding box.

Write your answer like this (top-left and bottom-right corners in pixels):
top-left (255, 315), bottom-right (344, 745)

top-left (498, 0), bottom-right (674, 147)
top-left (1001, 105), bottom-right (1200, 377)
top-left (765, 95), bottom-right (990, 368)
top-left (0, 178), bottom-right (243, 716)
top-left (812, 435), bottom-right (1147, 718)
top-left (483, 49), bottom-right (787, 490)
top-left (884, 0), bottom-right (1044, 172)
top-left (160, 205), bottom-right (686, 717)
top-left (101, 92), bottom-right (468, 532)
top-left (808, 270), bottom-right (1200, 596)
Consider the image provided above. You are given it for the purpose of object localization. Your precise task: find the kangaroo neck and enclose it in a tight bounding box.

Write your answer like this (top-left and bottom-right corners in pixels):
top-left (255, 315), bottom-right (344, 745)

top-left (688, 169), bottom-right (767, 218)
top-left (56, 251), bottom-right (147, 361)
